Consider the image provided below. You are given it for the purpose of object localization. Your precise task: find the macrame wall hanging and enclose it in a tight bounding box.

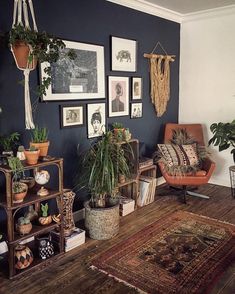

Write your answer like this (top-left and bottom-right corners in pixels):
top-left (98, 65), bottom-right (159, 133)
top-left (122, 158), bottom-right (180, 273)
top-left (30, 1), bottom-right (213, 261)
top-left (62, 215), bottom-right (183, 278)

top-left (144, 42), bottom-right (175, 117)
top-left (11, 0), bottom-right (38, 129)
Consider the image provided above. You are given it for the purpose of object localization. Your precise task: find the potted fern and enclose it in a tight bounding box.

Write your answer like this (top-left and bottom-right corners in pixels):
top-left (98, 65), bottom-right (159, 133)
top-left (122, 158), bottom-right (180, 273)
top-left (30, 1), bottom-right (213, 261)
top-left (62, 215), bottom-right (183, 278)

top-left (30, 126), bottom-right (49, 157)
top-left (9, 24), bottom-right (76, 96)
top-left (209, 119), bottom-right (235, 162)
top-left (77, 131), bottom-right (132, 240)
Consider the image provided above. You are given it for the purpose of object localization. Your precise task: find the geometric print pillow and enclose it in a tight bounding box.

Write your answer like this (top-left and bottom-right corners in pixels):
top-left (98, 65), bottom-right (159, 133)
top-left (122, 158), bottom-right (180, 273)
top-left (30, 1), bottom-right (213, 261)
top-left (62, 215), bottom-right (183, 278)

top-left (157, 144), bottom-right (199, 167)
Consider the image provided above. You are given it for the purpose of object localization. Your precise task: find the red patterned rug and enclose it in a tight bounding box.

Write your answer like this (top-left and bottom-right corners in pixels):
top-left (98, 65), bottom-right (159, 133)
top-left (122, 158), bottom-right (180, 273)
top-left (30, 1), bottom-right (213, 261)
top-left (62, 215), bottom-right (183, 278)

top-left (91, 211), bottom-right (235, 294)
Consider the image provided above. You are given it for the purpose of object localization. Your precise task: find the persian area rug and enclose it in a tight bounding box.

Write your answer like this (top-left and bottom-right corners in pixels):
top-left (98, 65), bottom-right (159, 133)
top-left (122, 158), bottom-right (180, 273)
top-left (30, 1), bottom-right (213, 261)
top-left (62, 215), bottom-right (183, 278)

top-left (91, 211), bottom-right (235, 294)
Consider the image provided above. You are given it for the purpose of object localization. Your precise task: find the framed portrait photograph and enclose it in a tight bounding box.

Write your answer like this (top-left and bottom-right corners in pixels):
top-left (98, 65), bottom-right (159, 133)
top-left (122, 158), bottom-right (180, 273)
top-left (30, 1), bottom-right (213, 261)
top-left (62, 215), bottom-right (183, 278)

top-left (87, 103), bottom-right (106, 139)
top-left (108, 76), bottom-right (129, 117)
top-left (111, 36), bottom-right (137, 72)
top-left (131, 103), bottom-right (142, 119)
top-left (60, 105), bottom-right (84, 128)
top-left (132, 77), bottom-right (142, 100)
top-left (41, 40), bottom-right (105, 101)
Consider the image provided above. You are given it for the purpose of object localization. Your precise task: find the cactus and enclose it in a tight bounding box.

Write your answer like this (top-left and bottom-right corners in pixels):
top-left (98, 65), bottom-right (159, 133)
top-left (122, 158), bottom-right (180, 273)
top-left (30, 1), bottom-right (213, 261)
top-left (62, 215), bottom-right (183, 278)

top-left (18, 145), bottom-right (25, 152)
top-left (29, 145), bottom-right (37, 152)
top-left (17, 216), bottom-right (31, 225)
top-left (41, 203), bottom-right (48, 217)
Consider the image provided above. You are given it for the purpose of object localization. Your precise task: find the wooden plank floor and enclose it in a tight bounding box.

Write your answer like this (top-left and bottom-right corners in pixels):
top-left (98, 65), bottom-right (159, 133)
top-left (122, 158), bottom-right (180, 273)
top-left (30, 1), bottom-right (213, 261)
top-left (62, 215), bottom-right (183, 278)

top-left (0, 183), bottom-right (235, 294)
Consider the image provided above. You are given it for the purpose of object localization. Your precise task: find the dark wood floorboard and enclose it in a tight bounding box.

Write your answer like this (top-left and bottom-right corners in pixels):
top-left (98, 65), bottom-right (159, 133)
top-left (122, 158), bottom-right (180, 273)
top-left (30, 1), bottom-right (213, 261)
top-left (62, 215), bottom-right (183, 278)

top-left (0, 183), bottom-right (234, 294)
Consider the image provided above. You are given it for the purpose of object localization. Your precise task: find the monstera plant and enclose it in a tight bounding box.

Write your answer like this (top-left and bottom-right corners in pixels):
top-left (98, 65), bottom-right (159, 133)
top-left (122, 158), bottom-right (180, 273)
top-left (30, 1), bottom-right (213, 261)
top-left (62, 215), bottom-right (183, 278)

top-left (209, 120), bottom-right (235, 162)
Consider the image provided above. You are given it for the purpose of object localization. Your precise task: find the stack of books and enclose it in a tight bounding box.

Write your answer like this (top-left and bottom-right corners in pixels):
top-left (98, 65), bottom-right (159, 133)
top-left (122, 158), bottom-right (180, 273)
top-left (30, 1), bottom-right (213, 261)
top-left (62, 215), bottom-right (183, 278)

top-left (119, 196), bottom-right (135, 216)
top-left (51, 227), bottom-right (85, 252)
top-left (137, 176), bottom-right (157, 207)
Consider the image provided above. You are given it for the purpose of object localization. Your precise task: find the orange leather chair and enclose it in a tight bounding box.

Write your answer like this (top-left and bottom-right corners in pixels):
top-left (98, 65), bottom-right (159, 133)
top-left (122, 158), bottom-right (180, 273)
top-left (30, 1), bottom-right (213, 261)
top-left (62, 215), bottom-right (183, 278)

top-left (158, 123), bottom-right (216, 203)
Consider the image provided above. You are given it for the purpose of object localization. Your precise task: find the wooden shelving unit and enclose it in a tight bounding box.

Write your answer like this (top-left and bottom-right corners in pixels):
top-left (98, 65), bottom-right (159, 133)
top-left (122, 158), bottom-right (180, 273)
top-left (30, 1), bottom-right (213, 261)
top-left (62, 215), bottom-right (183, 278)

top-left (0, 158), bottom-right (64, 279)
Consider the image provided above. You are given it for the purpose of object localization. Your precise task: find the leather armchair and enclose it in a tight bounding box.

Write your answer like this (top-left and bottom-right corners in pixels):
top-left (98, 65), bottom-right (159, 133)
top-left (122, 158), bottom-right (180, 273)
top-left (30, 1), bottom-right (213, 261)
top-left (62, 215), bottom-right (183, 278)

top-left (158, 123), bottom-right (216, 203)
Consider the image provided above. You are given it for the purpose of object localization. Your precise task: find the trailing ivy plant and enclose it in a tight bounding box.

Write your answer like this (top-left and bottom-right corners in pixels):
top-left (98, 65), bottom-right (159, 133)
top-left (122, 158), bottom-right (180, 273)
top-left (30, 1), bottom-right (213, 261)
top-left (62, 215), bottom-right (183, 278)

top-left (209, 120), bottom-right (235, 162)
top-left (9, 24), bottom-right (76, 97)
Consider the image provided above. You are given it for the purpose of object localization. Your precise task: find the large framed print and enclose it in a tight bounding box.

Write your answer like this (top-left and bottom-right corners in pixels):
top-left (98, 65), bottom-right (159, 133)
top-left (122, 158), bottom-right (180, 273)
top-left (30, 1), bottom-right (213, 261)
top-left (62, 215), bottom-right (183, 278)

top-left (41, 40), bottom-right (105, 101)
top-left (111, 36), bottom-right (137, 72)
top-left (60, 105), bottom-right (84, 128)
top-left (87, 103), bottom-right (106, 139)
top-left (108, 76), bottom-right (129, 117)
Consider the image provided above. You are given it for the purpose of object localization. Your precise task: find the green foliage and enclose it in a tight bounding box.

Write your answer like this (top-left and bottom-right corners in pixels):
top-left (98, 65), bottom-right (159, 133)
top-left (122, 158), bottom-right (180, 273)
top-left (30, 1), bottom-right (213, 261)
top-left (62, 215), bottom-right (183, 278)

top-left (77, 131), bottom-right (132, 207)
top-left (209, 120), bottom-right (235, 162)
top-left (112, 122), bottom-right (124, 129)
top-left (0, 132), bottom-right (20, 151)
top-left (12, 182), bottom-right (27, 194)
top-left (9, 24), bottom-right (76, 97)
top-left (18, 145), bottom-right (25, 152)
top-left (41, 203), bottom-right (48, 217)
top-left (31, 126), bottom-right (48, 143)
top-left (8, 157), bottom-right (24, 181)
top-left (17, 216), bottom-right (30, 225)
top-left (29, 146), bottom-right (37, 151)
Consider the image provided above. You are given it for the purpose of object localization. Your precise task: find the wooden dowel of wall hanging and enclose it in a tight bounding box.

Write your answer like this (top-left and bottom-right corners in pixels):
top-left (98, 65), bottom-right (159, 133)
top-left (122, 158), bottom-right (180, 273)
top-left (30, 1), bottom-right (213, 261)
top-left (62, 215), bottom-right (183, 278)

top-left (143, 53), bottom-right (175, 62)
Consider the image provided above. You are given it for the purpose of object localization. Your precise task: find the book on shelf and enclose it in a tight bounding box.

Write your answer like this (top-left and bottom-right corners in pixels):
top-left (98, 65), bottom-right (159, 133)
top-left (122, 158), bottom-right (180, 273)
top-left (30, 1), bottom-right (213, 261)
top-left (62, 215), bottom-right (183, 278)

top-left (138, 176), bottom-right (157, 207)
top-left (139, 157), bottom-right (154, 169)
top-left (119, 196), bottom-right (135, 216)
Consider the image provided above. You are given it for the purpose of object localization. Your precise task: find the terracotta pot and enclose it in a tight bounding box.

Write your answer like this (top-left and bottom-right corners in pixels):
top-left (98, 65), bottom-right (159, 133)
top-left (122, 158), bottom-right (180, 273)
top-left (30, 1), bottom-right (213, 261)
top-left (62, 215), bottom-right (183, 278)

top-left (24, 149), bottom-right (40, 165)
top-left (114, 128), bottom-right (125, 141)
top-left (16, 222), bottom-right (32, 235)
top-left (11, 42), bottom-right (37, 70)
top-left (12, 182), bottom-right (28, 203)
top-left (30, 141), bottom-right (50, 157)
top-left (39, 215), bottom-right (52, 226)
top-left (15, 245), bottom-right (33, 270)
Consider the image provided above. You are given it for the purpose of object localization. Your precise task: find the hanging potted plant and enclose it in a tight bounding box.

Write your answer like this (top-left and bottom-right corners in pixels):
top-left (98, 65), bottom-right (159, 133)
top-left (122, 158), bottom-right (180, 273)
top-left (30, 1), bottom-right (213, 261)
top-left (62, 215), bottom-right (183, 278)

top-left (9, 24), bottom-right (76, 96)
top-left (77, 131), bottom-right (132, 240)
top-left (30, 126), bottom-right (49, 157)
top-left (8, 157), bottom-right (28, 203)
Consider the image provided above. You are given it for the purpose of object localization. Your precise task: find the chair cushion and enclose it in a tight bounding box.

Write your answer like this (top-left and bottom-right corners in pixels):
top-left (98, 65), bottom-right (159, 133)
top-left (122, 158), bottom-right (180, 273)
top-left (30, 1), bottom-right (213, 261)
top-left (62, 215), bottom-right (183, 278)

top-left (158, 144), bottom-right (199, 167)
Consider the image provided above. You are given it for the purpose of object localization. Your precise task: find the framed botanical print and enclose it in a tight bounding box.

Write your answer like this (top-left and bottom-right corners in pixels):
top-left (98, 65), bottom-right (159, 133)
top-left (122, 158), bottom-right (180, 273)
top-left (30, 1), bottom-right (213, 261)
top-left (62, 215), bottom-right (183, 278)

top-left (41, 40), bottom-right (105, 101)
top-left (87, 103), bottom-right (106, 139)
top-left (131, 103), bottom-right (142, 119)
top-left (60, 105), bottom-right (84, 128)
top-left (111, 36), bottom-right (137, 72)
top-left (108, 76), bottom-right (129, 117)
top-left (132, 77), bottom-right (142, 100)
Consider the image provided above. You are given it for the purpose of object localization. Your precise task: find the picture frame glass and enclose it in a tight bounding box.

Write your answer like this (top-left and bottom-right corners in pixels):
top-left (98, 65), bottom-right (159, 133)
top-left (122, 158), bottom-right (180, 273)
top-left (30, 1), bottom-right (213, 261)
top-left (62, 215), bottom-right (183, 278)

top-left (131, 103), bottom-right (142, 118)
top-left (108, 76), bottom-right (129, 117)
top-left (41, 40), bottom-right (105, 101)
top-left (132, 77), bottom-right (142, 100)
top-left (87, 103), bottom-right (106, 138)
top-left (61, 105), bottom-right (84, 127)
top-left (111, 36), bottom-right (137, 72)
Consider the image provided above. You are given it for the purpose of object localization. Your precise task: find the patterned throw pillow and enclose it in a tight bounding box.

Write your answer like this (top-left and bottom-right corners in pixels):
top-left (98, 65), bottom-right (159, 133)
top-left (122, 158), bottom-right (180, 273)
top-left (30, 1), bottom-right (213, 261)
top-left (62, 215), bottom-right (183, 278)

top-left (157, 144), bottom-right (199, 167)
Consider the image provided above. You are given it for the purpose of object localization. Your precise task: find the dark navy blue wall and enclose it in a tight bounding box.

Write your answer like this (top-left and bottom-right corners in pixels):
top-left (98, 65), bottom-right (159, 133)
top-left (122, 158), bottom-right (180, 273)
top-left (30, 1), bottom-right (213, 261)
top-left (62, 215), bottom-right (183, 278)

top-left (0, 0), bottom-right (180, 191)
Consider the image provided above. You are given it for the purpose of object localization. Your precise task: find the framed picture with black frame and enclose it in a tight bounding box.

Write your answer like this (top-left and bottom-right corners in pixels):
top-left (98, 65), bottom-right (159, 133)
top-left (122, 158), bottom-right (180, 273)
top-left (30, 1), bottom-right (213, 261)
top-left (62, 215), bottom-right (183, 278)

top-left (87, 102), bottom-right (106, 139)
top-left (130, 102), bottom-right (142, 119)
top-left (41, 40), bottom-right (105, 101)
top-left (60, 105), bottom-right (84, 128)
top-left (111, 36), bottom-right (137, 72)
top-left (132, 77), bottom-right (142, 100)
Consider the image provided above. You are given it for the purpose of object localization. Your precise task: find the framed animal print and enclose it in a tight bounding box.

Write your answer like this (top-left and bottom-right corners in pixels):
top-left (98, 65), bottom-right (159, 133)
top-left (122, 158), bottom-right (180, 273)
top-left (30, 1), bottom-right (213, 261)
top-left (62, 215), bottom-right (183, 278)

top-left (111, 36), bottom-right (137, 72)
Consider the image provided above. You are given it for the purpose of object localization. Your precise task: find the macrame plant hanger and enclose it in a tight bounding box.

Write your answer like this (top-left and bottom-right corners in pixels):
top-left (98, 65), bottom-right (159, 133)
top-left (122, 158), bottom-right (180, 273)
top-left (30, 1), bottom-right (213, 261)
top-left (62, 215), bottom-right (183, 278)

top-left (144, 42), bottom-right (175, 117)
top-left (11, 0), bottom-right (38, 129)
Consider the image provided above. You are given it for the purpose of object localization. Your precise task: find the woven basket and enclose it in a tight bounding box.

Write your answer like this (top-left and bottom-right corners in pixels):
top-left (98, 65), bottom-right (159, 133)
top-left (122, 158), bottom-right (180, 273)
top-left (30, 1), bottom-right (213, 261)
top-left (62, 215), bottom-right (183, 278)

top-left (84, 201), bottom-right (120, 240)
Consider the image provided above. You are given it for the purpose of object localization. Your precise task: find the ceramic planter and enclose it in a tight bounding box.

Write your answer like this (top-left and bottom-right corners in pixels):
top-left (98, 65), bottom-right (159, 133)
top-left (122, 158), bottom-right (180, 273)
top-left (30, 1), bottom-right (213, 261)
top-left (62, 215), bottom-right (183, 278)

top-left (38, 215), bottom-right (52, 226)
top-left (12, 182), bottom-right (28, 203)
top-left (30, 141), bottom-right (50, 157)
top-left (16, 222), bottom-right (32, 235)
top-left (11, 41), bottom-right (37, 70)
top-left (14, 245), bottom-right (34, 270)
top-left (24, 149), bottom-right (40, 165)
top-left (84, 201), bottom-right (120, 240)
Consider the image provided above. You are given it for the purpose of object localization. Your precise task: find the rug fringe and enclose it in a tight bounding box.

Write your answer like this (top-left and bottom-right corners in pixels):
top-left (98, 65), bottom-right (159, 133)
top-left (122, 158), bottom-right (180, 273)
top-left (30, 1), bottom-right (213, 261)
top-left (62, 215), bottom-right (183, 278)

top-left (90, 265), bottom-right (147, 294)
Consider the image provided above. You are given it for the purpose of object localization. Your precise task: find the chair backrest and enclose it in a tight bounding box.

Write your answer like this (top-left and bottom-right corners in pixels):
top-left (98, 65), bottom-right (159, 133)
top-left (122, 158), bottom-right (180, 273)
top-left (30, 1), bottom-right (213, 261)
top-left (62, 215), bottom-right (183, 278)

top-left (164, 123), bottom-right (205, 146)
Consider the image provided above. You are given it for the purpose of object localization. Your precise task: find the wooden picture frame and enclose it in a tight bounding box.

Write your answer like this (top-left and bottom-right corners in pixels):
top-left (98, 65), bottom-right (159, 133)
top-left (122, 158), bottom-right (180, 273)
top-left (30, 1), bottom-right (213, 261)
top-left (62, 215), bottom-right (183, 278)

top-left (41, 40), bottom-right (105, 101)
top-left (111, 36), bottom-right (137, 72)
top-left (108, 76), bottom-right (129, 117)
top-left (60, 105), bottom-right (84, 128)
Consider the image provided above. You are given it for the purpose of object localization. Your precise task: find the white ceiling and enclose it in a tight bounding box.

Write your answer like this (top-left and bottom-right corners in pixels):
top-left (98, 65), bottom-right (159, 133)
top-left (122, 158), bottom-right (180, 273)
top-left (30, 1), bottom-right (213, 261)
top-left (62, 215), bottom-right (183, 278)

top-left (144, 0), bottom-right (235, 14)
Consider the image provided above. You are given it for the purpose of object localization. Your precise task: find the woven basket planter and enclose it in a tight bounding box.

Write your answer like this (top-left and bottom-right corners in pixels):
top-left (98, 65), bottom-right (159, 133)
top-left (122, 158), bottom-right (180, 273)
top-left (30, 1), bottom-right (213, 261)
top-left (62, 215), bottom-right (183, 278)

top-left (84, 201), bottom-right (120, 240)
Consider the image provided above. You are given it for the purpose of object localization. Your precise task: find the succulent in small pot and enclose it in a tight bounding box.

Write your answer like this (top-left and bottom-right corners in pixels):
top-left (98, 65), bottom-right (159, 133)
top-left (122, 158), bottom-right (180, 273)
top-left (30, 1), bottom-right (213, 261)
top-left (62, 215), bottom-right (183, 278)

top-left (16, 145), bottom-right (26, 161)
top-left (12, 182), bottom-right (28, 203)
top-left (30, 126), bottom-right (49, 157)
top-left (24, 146), bottom-right (40, 165)
top-left (16, 216), bottom-right (32, 235)
top-left (112, 122), bottom-right (125, 141)
top-left (38, 203), bottom-right (52, 226)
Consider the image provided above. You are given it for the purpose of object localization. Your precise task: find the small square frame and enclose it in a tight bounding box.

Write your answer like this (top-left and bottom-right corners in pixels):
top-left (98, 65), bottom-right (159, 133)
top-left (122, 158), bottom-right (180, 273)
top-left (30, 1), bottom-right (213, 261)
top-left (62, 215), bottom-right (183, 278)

top-left (60, 105), bottom-right (84, 128)
top-left (131, 102), bottom-right (143, 119)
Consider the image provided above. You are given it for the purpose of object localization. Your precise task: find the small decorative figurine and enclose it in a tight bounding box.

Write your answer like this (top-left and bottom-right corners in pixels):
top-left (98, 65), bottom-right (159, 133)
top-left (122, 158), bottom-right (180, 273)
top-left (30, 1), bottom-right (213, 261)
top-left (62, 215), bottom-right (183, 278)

top-left (38, 203), bottom-right (52, 226)
top-left (35, 169), bottom-right (50, 196)
top-left (37, 235), bottom-right (54, 260)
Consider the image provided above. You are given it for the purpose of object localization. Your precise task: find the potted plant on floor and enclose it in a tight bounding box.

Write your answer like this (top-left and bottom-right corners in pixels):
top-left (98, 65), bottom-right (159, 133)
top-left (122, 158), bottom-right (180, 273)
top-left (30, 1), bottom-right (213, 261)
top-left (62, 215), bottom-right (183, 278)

top-left (30, 126), bottom-right (49, 157)
top-left (8, 157), bottom-right (28, 203)
top-left (9, 24), bottom-right (76, 96)
top-left (77, 131), bottom-right (132, 240)
top-left (209, 119), bottom-right (235, 162)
